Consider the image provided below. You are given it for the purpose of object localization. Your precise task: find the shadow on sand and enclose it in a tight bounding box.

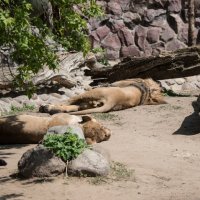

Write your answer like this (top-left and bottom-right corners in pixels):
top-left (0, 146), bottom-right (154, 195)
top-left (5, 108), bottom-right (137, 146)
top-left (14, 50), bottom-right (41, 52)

top-left (173, 112), bottom-right (200, 135)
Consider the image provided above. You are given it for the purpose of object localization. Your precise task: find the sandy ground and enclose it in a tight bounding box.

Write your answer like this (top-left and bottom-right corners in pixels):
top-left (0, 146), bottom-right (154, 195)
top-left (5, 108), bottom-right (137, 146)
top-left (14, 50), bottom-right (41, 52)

top-left (1, 96), bottom-right (200, 200)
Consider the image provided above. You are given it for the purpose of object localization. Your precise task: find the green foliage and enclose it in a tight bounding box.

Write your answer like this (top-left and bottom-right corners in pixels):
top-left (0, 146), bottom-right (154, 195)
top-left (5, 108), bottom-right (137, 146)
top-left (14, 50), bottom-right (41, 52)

top-left (0, 0), bottom-right (103, 95)
top-left (43, 130), bottom-right (88, 161)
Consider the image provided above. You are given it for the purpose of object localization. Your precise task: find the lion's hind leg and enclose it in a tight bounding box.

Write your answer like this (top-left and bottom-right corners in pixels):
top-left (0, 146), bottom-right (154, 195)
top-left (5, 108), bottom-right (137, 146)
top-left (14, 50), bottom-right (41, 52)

top-left (39, 104), bottom-right (80, 114)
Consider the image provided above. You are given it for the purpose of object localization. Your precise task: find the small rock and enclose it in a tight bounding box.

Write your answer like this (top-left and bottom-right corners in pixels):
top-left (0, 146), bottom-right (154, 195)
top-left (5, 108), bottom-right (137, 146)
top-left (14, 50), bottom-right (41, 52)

top-left (159, 80), bottom-right (171, 91)
top-left (39, 94), bottom-right (50, 101)
top-left (67, 149), bottom-right (110, 177)
top-left (47, 125), bottom-right (85, 140)
top-left (165, 79), bottom-right (175, 85)
top-left (175, 78), bottom-right (185, 85)
top-left (182, 82), bottom-right (197, 91)
top-left (18, 145), bottom-right (66, 178)
top-left (185, 76), bottom-right (197, 83)
top-left (171, 84), bottom-right (182, 93)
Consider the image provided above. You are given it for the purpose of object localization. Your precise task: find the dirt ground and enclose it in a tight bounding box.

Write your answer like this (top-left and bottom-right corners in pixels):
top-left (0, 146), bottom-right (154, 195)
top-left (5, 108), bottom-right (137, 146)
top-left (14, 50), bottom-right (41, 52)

top-left (1, 96), bottom-right (200, 200)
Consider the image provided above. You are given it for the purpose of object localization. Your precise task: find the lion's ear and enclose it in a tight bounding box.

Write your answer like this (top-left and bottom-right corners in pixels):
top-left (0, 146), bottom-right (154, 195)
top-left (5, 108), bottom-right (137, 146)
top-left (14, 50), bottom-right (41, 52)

top-left (81, 115), bottom-right (96, 123)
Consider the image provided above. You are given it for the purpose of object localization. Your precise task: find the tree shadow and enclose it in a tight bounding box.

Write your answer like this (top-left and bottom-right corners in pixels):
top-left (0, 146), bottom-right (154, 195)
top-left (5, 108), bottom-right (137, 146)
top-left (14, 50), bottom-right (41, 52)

top-left (173, 112), bottom-right (200, 135)
top-left (0, 193), bottom-right (23, 200)
top-left (10, 173), bottom-right (55, 185)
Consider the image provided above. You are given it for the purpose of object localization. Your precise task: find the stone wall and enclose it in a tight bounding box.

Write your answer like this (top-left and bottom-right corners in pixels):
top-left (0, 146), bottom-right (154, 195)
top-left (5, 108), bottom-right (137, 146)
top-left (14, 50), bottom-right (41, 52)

top-left (88, 0), bottom-right (200, 60)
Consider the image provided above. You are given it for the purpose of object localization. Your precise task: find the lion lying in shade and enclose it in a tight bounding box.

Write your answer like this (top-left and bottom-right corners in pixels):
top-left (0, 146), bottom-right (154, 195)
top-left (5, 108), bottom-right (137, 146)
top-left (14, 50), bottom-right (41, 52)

top-left (0, 113), bottom-right (111, 145)
top-left (40, 78), bottom-right (166, 115)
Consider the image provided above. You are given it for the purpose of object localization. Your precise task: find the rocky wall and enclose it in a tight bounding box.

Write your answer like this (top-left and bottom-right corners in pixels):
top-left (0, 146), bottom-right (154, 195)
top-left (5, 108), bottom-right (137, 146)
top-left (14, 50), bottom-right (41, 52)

top-left (88, 0), bottom-right (200, 60)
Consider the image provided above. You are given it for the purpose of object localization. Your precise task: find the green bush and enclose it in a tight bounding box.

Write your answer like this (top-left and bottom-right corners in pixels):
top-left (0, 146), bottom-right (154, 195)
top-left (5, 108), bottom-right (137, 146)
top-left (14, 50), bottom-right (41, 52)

top-left (43, 131), bottom-right (88, 161)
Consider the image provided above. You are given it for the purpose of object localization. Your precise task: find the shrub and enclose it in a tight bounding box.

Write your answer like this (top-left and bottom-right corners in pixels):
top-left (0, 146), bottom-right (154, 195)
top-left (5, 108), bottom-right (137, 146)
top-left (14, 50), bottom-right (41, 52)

top-left (43, 130), bottom-right (88, 161)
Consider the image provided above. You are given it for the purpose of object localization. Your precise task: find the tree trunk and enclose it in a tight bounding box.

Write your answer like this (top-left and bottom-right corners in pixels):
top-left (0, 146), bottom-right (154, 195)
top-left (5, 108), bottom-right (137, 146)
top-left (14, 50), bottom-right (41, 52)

top-left (85, 46), bottom-right (200, 84)
top-left (0, 51), bottom-right (88, 89)
top-left (188, 0), bottom-right (195, 46)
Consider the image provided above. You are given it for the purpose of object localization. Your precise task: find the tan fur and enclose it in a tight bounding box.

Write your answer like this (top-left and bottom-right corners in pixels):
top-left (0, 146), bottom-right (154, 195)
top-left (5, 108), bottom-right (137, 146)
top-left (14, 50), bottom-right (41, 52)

top-left (40, 78), bottom-right (166, 115)
top-left (0, 113), bottom-right (111, 145)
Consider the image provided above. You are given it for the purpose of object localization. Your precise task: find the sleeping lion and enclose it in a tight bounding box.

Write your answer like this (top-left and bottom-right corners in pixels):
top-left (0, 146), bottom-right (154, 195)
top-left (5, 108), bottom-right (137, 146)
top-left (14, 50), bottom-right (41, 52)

top-left (0, 113), bottom-right (111, 145)
top-left (40, 78), bottom-right (166, 115)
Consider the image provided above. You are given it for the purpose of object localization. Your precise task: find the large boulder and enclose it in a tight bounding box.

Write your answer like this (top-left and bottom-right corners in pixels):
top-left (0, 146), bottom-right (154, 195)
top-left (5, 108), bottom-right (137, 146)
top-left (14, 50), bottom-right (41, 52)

top-left (67, 149), bottom-right (110, 177)
top-left (18, 145), bottom-right (66, 178)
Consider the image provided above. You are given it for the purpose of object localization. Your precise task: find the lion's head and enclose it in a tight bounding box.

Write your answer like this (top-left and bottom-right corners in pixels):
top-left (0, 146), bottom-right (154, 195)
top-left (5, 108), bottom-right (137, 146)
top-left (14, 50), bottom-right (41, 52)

top-left (145, 78), bottom-right (167, 105)
top-left (81, 115), bottom-right (111, 144)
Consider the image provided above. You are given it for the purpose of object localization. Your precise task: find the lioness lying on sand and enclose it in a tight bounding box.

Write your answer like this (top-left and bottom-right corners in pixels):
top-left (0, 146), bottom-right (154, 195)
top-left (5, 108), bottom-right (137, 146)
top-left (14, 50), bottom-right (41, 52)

top-left (40, 78), bottom-right (166, 115)
top-left (0, 113), bottom-right (111, 145)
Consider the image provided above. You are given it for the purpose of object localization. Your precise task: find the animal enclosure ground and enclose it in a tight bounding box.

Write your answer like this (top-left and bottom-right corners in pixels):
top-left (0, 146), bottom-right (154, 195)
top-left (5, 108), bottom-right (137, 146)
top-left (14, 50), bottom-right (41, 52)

top-left (1, 96), bottom-right (200, 200)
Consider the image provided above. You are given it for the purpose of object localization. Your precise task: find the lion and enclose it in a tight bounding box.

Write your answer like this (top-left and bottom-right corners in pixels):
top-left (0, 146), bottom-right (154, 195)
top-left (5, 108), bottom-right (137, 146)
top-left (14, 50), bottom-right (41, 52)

top-left (0, 113), bottom-right (111, 145)
top-left (40, 78), bottom-right (166, 115)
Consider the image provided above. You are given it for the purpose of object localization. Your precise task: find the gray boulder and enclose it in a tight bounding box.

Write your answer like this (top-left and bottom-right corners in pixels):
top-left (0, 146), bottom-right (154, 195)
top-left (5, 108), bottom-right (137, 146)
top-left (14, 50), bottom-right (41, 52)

top-left (18, 145), bottom-right (66, 178)
top-left (47, 125), bottom-right (85, 140)
top-left (67, 149), bottom-right (110, 177)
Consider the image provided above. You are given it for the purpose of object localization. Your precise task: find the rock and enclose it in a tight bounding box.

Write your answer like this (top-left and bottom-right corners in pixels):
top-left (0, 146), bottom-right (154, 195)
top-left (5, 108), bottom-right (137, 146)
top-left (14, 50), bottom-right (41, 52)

top-left (18, 145), bottom-right (66, 178)
top-left (14, 95), bottom-right (29, 104)
top-left (118, 0), bottom-right (131, 11)
top-left (105, 49), bottom-right (120, 60)
top-left (121, 45), bottom-right (141, 58)
top-left (151, 41), bottom-right (165, 55)
top-left (67, 149), bottom-right (110, 177)
top-left (175, 78), bottom-right (185, 85)
top-left (92, 144), bottom-right (111, 163)
top-left (197, 75), bottom-right (200, 82)
top-left (0, 97), bottom-right (13, 104)
top-left (118, 27), bottom-right (134, 46)
top-left (39, 94), bottom-right (50, 101)
top-left (10, 100), bottom-right (23, 108)
top-left (165, 79), bottom-right (175, 85)
top-left (185, 76), bottom-right (197, 83)
top-left (107, 2), bottom-right (122, 16)
top-left (171, 84), bottom-right (182, 93)
top-left (122, 12), bottom-right (141, 25)
top-left (166, 39), bottom-right (187, 51)
top-left (101, 33), bottom-right (121, 51)
top-left (160, 26), bottom-right (175, 42)
top-left (31, 93), bottom-right (38, 100)
top-left (159, 80), bottom-right (171, 91)
top-left (168, 0), bottom-right (182, 13)
top-left (0, 101), bottom-right (11, 113)
top-left (135, 25), bottom-right (152, 55)
top-left (182, 82), bottom-right (197, 91)
top-left (147, 27), bottom-right (161, 44)
top-left (96, 25), bottom-right (110, 40)
top-left (109, 19), bottom-right (126, 32)
top-left (144, 9), bottom-right (166, 23)
top-left (47, 125), bottom-right (85, 140)
top-left (89, 18), bottom-right (102, 31)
